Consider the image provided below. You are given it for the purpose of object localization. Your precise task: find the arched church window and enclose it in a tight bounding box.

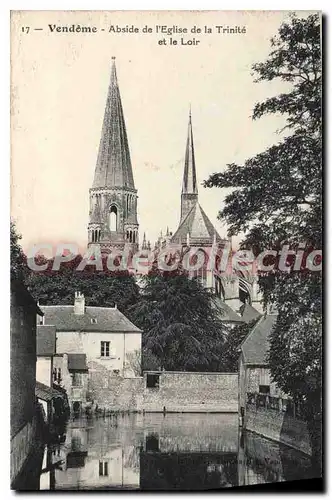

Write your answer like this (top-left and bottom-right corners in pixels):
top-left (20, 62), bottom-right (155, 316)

top-left (109, 205), bottom-right (117, 232)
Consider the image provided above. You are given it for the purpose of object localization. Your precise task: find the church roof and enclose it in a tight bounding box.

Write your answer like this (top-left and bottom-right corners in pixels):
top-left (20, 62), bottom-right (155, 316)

top-left (171, 202), bottom-right (223, 245)
top-left (240, 313), bottom-right (277, 365)
top-left (239, 303), bottom-right (262, 325)
top-left (92, 58), bottom-right (135, 189)
top-left (40, 305), bottom-right (142, 333)
top-left (212, 296), bottom-right (244, 323)
top-left (182, 111), bottom-right (198, 195)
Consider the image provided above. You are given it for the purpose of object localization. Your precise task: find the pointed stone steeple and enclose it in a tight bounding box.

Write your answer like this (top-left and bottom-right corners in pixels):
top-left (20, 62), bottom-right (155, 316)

top-left (93, 57), bottom-right (135, 189)
top-left (181, 110), bottom-right (198, 222)
top-left (142, 232), bottom-right (147, 250)
top-left (88, 59), bottom-right (139, 252)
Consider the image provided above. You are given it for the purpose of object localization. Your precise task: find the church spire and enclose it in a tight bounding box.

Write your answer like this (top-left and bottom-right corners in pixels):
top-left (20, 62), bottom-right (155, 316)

top-left (181, 110), bottom-right (198, 222)
top-left (88, 59), bottom-right (139, 252)
top-left (92, 57), bottom-right (135, 189)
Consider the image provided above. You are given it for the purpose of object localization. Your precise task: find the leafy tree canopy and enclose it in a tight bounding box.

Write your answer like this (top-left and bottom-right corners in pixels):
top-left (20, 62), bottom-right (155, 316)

top-left (128, 270), bottom-right (227, 372)
top-left (204, 11), bottom-right (322, 443)
top-left (26, 255), bottom-right (140, 315)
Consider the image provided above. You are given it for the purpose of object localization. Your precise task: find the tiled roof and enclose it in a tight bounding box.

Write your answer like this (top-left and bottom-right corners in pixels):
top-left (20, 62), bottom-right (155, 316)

top-left (171, 202), bottom-right (224, 246)
top-left (239, 303), bottom-right (262, 325)
top-left (41, 305), bottom-right (142, 333)
top-left (35, 381), bottom-right (65, 402)
top-left (37, 325), bottom-right (56, 356)
top-left (68, 354), bottom-right (88, 372)
top-left (240, 313), bottom-right (278, 365)
top-left (212, 297), bottom-right (244, 324)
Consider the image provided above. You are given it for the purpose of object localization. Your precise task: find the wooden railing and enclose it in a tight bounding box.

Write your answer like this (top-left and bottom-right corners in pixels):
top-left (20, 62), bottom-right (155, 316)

top-left (246, 392), bottom-right (307, 419)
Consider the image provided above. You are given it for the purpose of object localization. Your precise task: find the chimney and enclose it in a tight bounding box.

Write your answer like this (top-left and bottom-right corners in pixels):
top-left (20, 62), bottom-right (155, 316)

top-left (74, 291), bottom-right (85, 315)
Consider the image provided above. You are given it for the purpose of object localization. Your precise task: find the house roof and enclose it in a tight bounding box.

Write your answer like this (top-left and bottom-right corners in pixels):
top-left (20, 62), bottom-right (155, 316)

top-left (240, 313), bottom-right (278, 365)
top-left (67, 354), bottom-right (88, 372)
top-left (212, 296), bottom-right (244, 324)
top-left (37, 325), bottom-right (56, 356)
top-left (171, 202), bottom-right (224, 246)
top-left (35, 381), bottom-right (65, 402)
top-left (40, 305), bottom-right (142, 333)
top-left (239, 303), bottom-right (262, 325)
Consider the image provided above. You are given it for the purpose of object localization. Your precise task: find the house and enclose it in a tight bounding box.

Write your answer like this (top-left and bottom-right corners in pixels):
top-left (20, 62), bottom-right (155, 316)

top-left (36, 325), bottom-right (68, 423)
top-left (238, 311), bottom-right (312, 455)
top-left (238, 311), bottom-right (281, 420)
top-left (10, 279), bottom-right (44, 488)
top-left (40, 292), bottom-right (142, 412)
top-left (53, 353), bottom-right (89, 414)
top-left (36, 325), bottom-right (57, 386)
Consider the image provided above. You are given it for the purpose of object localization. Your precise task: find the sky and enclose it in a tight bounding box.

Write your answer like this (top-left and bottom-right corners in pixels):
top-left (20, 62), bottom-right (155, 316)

top-left (11, 10), bottom-right (312, 254)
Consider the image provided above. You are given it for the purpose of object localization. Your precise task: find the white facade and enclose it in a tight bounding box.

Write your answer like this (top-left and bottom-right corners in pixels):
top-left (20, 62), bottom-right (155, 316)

top-left (36, 356), bottom-right (52, 387)
top-left (55, 331), bottom-right (141, 378)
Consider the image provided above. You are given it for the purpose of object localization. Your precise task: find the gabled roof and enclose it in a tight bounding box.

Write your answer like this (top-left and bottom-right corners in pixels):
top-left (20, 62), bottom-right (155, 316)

top-left (37, 325), bottom-right (56, 356)
top-left (239, 303), bottom-right (262, 325)
top-left (35, 381), bottom-right (65, 402)
top-left (171, 202), bottom-right (224, 246)
top-left (212, 296), bottom-right (244, 324)
top-left (240, 313), bottom-right (278, 365)
top-left (40, 305), bottom-right (142, 333)
top-left (68, 354), bottom-right (88, 372)
top-left (92, 58), bottom-right (135, 190)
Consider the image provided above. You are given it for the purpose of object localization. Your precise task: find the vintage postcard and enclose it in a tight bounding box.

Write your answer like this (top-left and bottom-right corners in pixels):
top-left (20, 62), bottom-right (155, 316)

top-left (10, 10), bottom-right (322, 491)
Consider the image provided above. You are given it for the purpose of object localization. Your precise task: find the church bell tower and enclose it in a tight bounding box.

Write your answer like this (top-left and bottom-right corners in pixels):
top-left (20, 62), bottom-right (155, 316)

top-left (88, 58), bottom-right (139, 253)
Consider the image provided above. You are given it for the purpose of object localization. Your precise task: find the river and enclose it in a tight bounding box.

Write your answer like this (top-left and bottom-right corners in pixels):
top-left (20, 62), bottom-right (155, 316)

top-left (37, 413), bottom-right (314, 490)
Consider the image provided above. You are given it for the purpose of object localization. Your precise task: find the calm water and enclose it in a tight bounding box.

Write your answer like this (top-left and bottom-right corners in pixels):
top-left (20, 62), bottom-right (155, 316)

top-left (38, 413), bottom-right (314, 491)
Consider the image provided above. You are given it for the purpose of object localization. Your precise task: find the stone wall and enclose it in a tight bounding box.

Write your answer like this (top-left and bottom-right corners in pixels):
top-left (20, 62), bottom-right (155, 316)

top-left (87, 370), bottom-right (238, 413)
top-left (245, 404), bottom-right (312, 456)
top-left (143, 371), bottom-right (238, 413)
top-left (88, 363), bottom-right (143, 411)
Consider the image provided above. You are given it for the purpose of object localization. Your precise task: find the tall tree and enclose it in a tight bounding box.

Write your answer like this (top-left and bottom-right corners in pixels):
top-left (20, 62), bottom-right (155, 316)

top-left (10, 221), bottom-right (29, 282)
top-left (128, 270), bottom-right (226, 372)
top-left (204, 13), bottom-right (322, 469)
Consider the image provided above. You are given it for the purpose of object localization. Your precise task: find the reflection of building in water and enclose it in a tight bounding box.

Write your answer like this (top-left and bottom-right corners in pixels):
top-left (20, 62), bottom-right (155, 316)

top-left (237, 430), bottom-right (314, 487)
top-left (140, 413), bottom-right (239, 490)
top-left (49, 418), bottom-right (140, 489)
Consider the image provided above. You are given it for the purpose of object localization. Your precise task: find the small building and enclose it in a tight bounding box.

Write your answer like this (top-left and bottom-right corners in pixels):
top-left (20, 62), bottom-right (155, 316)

top-left (40, 292), bottom-right (142, 412)
top-left (53, 353), bottom-right (89, 413)
top-left (10, 280), bottom-right (44, 487)
top-left (36, 325), bottom-right (57, 387)
top-left (238, 312), bottom-right (281, 419)
top-left (238, 311), bottom-right (312, 455)
top-left (36, 325), bottom-right (68, 423)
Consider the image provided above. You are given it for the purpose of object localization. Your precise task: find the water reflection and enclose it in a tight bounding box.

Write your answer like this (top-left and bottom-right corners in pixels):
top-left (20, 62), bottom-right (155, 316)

top-left (38, 413), bottom-right (314, 491)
